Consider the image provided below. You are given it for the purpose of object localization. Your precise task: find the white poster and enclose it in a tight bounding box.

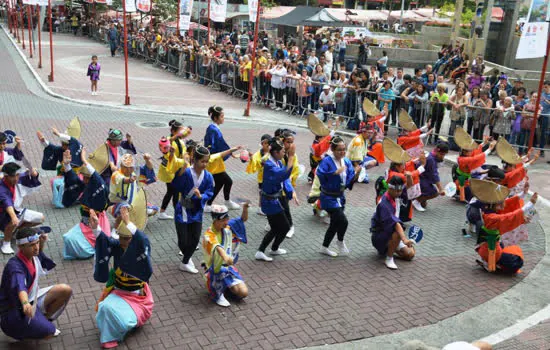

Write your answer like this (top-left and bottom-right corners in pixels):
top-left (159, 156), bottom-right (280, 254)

top-left (124, 0), bottom-right (137, 13)
top-left (516, 0), bottom-right (550, 59)
top-left (209, 0), bottom-right (227, 23)
top-left (136, 0), bottom-right (151, 13)
top-left (23, 0), bottom-right (38, 5)
top-left (179, 0), bottom-right (193, 33)
top-left (35, 0), bottom-right (48, 6)
top-left (248, 0), bottom-right (258, 23)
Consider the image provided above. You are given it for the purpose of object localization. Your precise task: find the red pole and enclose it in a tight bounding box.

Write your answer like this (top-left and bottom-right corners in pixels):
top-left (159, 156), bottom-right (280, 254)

top-left (176, 0), bottom-right (179, 36)
top-left (528, 25), bottom-right (550, 150)
top-left (48, 0), bottom-right (54, 82)
top-left (207, 0), bottom-right (210, 46)
top-left (20, 11), bottom-right (25, 49)
top-left (8, 1), bottom-right (13, 34)
top-left (37, 5), bottom-right (42, 68)
top-left (27, 5), bottom-right (33, 58)
top-left (243, 0), bottom-right (260, 117)
top-left (13, 0), bottom-right (19, 42)
top-left (122, 0), bottom-right (130, 105)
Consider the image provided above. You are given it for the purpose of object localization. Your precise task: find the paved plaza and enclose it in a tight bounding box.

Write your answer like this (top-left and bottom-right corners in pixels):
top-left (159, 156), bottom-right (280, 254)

top-left (1, 24), bottom-right (550, 349)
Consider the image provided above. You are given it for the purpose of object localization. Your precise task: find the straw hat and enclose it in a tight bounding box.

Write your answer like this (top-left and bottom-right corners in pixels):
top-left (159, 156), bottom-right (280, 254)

top-left (454, 127), bottom-right (478, 151)
top-left (362, 98), bottom-right (381, 117)
top-left (495, 136), bottom-right (522, 165)
top-left (66, 116), bottom-right (81, 140)
top-left (383, 137), bottom-right (411, 164)
top-left (470, 179), bottom-right (510, 204)
top-left (87, 143), bottom-right (109, 174)
top-left (121, 154), bottom-right (135, 168)
top-left (116, 189), bottom-right (148, 237)
top-left (307, 114), bottom-right (330, 137)
top-left (398, 109), bottom-right (417, 132)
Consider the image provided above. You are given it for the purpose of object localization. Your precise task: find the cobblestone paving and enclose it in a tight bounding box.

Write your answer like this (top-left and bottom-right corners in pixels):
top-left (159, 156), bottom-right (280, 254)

top-left (0, 26), bottom-right (547, 350)
top-left (497, 320), bottom-right (550, 350)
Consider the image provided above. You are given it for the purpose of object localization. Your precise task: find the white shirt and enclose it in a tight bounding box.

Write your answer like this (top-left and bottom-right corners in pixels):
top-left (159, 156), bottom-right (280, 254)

top-left (319, 91), bottom-right (334, 105)
top-left (269, 66), bottom-right (287, 89)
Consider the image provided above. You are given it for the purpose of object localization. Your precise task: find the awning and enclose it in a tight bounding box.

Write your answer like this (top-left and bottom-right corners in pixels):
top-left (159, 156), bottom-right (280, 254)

top-left (266, 6), bottom-right (323, 26)
top-left (327, 9), bottom-right (388, 22)
top-left (261, 6), bottom-right (296, 20)
top-left (388, 10), bottom-right (429, 22)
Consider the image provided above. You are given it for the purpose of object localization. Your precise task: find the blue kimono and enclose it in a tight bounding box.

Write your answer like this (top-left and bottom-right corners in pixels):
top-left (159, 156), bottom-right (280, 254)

top-left (370, 192), bottom-right (402, 255)
top-left (62, 166), bottom-right (108, 212)
top-left (316, 155), bottom-right (355, 210)
top-left (260, 158), bottom-right (293, 216)
top-left (204, 124), bottom-right (230, 161)
top-left (0, 252), bottom-right (57, 340)
top-left (0, 172), bottom-right (42, 231)
top-left (172, 167), bottom-right (214, 224)
top-left (41, 137), bottom-right (83, 170)
top-left (419, 152), bottom-right (441, 197)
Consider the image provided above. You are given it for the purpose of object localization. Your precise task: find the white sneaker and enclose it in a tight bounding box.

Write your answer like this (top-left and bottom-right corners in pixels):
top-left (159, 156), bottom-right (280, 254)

top-left (1, 243), bottom-right (14, 255)
top-left (269, 248), bottom-right (287, 256)
top-left (286, 225), bottom-right (295, 238)
top-left (255, 251), bottom-right (273, 262)
top-left (215, 294), bottom-right (230, 307)
top-left (319, 210), bottom-right (328, 218)
top-left (179, 261), bottom-right (198, 274)
top-left (336, 240), bottom-right (350, 256)
top-left (158, 212), bottom-right (173, 220)
top-left (385, 257), bottom-right (398, 270)
top-left (319, 246), bottom-right (338, 257)
top-left (53, 329), bottom-right (61, 337)
top-left (188, 259), bottom-right (196, 268)
top-left (203, 205), bottom-right (212, 213)
top-left (412, 200), bottom-right (426, 212)
top-left (225, 200), bottom-right (241, 210)
top-left (256, 208), bottom-right (266, 216)
top-left (264, 222), bottom-right (271, 232)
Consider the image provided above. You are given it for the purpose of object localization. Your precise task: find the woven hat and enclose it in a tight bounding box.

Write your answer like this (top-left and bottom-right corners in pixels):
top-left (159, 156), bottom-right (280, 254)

top-left (383, 137), bottom-right (411, 164)
top-left (398, 109), bottom-right (417, 132)
top-left (454, 127), bottom-right (478, 151)
top-left (307, 114), bottom-right (330, 137)
top-left (121, 154), bottom-right (135, 168)
top-left (495, 136), bottom-right (522, 165)
top-left (116, 189), bottom-right (148, 237)
top-left (362, 98), bottom-right (381, 117)
top-left (87, 143), bottom-right (109, 174)
top-left (79, 165), bottom-right (93, 177)
top-left (470, 179), bottom-right (510, 204)
top-left (66, 117), bottom-right (81, 140)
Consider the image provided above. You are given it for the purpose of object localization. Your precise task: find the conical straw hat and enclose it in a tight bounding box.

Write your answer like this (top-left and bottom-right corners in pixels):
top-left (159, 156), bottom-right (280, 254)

top-left (454, 127), bottom-right (478, 151)
top-left (495, 136), bottom-right (522, 165)
top-left (66, 117), bottom-right (81, 140)
top-left (116, 188), bottom-right (148, 237)
top-left (398, 109), bottom-right (417, 132)
top-left (87, 143), bottom-right (109, 174)
top-left (383, 137), bottom-right (411, 164)
top-left (307, 114), bottom-right (330, 137)
top-left (470, 179), bottom-right (510, 204)
top-left (363, 98), bottom-right (381, 117)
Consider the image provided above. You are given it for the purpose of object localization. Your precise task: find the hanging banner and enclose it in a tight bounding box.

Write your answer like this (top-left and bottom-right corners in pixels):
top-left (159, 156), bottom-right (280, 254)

top-left (124, 0), bottom-right (137, 13)
top-left (23, 0), bottom-right (38, 5)
top-left (36, 0), bottom-right (48, 6)
top-left (248, 0), bottom-right (258, 23)
top-left (209, 0), bottom-right (227, 23)
top-left (516, 0), bottom-right (550, 59)
top-left (136, 0), bottom-right (151, 12)
top-left (179, 0), bottom-right (193, 32)
top-left (106, 0), bottom-right (113, 5)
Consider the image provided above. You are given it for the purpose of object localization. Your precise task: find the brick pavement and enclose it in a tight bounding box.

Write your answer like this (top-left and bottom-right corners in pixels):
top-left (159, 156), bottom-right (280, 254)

top-left (0, 26), bottom-right (548, 350)
top-left (497, 320), bottom-right (550, 350)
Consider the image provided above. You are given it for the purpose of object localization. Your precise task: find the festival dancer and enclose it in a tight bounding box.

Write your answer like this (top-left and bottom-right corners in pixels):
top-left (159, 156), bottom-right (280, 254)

top-left (496, 137), bottom-right (539, 197)
top-left (307, 116), bottom-right (339, 183)
top-left (371, 175), bottom-right (416, 270)
top-left (87, 55), bottom-right (101, 95)
top-left (202, 204), bottom-right (249, 307)
top-left (0, 227), bottom-right (72, 340)
top-left (255, 138), bottom-right (296, 262)
top-left (204, 106), bottom-right (240, 211)
top-left (0, 163), bottom-right (43, 254)
top-left (245, 134), bottom-right (271, 215)
top-left (92, 209), bottom-right (154, 349)
top-left (397, 109), bottom-right (433, 158)
top-left (61, 151), bottom-right (111, 260)
top-left (172, 144), bottom-right (214, 274)
top-left (347, 122), bottom-right (381, 183)
top-left (0, 131), bottom-right (24, 172)
top-left (413, 141), bottom-right (449, 212)
top-left (470, 179), bottom-right (538, 273)
top-left (275, 129), bottom-right (300, 238)
top-left (317, 136), bottom-right (359, 257)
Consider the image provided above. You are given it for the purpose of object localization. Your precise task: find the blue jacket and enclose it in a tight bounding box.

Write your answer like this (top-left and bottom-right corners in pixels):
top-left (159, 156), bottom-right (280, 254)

top-left (317, 156), bottom-right (355, 210)
top-left (261, 158), bottom-right (293, 215)
top-left (172, 167), bottom-right (214, 224)
top-left (204, 124), bottom-right (230, 161)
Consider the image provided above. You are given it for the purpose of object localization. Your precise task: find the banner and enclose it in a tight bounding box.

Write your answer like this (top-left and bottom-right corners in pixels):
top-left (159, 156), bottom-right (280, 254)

top-left (516, 0), bottom-right (550, 59)
top-left (35, 0), bottom-right (48, 6)
top-left (124, 0), bottom-right (137, 13)
top-left (136, 0), bottom-right (151, 12)
top-left (209, 0), bottom-right (227, 23)
top-left (23, 0), bottom-right (38, 5)
top-left (248, 0), bottom-right (258, 23)
top-left (179, 0), bottom-right (193, 32)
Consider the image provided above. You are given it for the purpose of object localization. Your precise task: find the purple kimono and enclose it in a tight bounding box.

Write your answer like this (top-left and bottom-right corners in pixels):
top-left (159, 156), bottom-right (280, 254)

top-left (0, 252), bottom-right (57, 340)
top-left (87, 62), bottom-right (101, 81)
top-left (0, 173), bottom-right (42, 231)
top-left (0, 148), bottom-right (24, 168)
top-left (370, 192), bottom-right (402, 255)
top-left (419, 152), bottom-right (441, 197)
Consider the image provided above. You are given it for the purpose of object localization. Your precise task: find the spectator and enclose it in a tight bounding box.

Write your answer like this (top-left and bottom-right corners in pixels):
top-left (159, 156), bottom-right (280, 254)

top-left (421, 64), bottom-right (435, 82)
top-left (269, 59), bottom-right (287, 111)
top-left (70, 13), bottom-right (79, 35)
top-left (511, 77), bottom-right (524, 96)
top-left (491, 74), bottom-right (512, 99)
top-left (467, 87), bottom-right (482, 136)
top-left (377, 50), bottom-right (388, 72)
top-left (493, 96), bottom-right (515, 140)
top-left (447, 86), bottom-right (468, 142)
top-left (108, 23), bottom-right (118, 57)
top-left (429, 84), bottom-right (449, 144)
top-left (390, 68), bottom-right (406, 126)
top-left (312, 65), bottom-right (328, 110)
top-left (476, 89), bottom-right (493, 140)
top-left (319, 85), bottom-right (335, 122)
top-left (297, 69), bottom-right (312, 115)
top-left (405, 83), bottom-right (429, 126)
top-left (334, 71), bottom-right (348, 116)
top-left (520, 91), bottom-right (541, 154)
top-left (424, 73), bottom-right (437, 95)
top-left (324, 46), bottom-right (334, 75)
top-left (377, 80), bottom-right (395, 115)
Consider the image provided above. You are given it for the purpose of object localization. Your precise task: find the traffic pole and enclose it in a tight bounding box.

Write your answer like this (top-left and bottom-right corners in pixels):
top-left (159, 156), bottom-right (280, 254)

top-left (27, 5), bottom-right (33, 58)
top-left (207, 0), bottom-right (210, 45)
top-left (122, 0), bottom-right (130, 105)
top-left (37, 5), bottom-right (42, 68)
top-left (243, 0), bottom-right (260, 117)
top-left (176, 0), bottom-right (179, 36)
top-left (48, 0), bottom-right (54, 82)
top-left (20, 11), bottom-right (25, 50)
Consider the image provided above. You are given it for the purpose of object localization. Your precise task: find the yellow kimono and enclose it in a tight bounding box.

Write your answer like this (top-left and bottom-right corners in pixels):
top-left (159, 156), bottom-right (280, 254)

top-left (171, 138), bottom-right (187, 159)
top-left (158, 153), bottom-right (187, 183)
top-left (347, 135), bottom-right (367, 163)
top-left (109, 171), bottom-right (139, 204)
top-left (206, 153), bottom-right (226, 175)
top-left (245, 150), bottom-right (268, 184)
top-left (282, 155), bottom-right (300, 188)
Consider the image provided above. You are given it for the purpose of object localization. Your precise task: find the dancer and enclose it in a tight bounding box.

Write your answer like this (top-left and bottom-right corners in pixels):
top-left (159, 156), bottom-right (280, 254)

top-left (317, 136), bottom-right (359, 257)
top-left (0, 163), bottom-right (43, 254)
top-left (255, 138), bottom-right (296, 262)
top-left (0, 131), bottom-right (23, 172)
top-left (371, 175), bottom-right (416, 270)
top-left (204, 106), bottom-right (240, 211)
top-left (397, 109), bottom-right (432, 158)
top-left (172, 144), bottom-right (214, 274)
top-left (245, 134), bottom-right (271, 215)
top-left (37, 127), bottom-right (83, 171)
top-left (496, 137), bottom-right (539, 197)
top-left (347, 122), bottom-right (381, 183)
top-left (93, 208), bottom-right (154, 349)
top-left (276, 129), bottom-right (300, 238)
top-left (0, 227), bottom-right (72, 340)
top-left (87, 55), bottom-right (101, 95)
top-left (414, 141), bottom-right (449, 211)
top-left (203, 204), bottom-right (249, 307)
top-left (307, 116), bottom-right (338, 183)
top-left (157, 134), bottom-right (188, 220)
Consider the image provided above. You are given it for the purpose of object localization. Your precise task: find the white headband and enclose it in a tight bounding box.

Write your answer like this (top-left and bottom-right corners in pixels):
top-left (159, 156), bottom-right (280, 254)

top-left (387, 184), bottom-right (404, 190)
top-left (16, 233), bottom-right (40, 246)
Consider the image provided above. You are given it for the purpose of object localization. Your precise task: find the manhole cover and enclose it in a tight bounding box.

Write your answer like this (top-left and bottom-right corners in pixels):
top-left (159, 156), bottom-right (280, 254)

top-left (137, 121), bottom-right (167, 128)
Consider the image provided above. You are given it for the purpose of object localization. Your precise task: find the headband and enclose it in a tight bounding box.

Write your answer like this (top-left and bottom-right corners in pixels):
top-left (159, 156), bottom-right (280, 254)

top-left (195, 145), bottom-right (210, 156)
top-left (211, 211), bottom-right (229, 220)
top-left (16, 233), bottom-right (40, 246)
top-left (387, 184), bottom-right (404, 190)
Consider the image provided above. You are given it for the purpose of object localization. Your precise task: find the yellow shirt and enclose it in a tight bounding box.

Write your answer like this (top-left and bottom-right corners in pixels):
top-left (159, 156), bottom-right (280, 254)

top-left (347, 135), bottom-right (367, 162)
top-left (171, 138), bottom-right (187, 159)
top-left (109, 170), bottom-right (139, 204)
top-left (158, 153), bottom-right (187, 183)
top-left (71, 16), bottom-right (78, 27)
top-left (245, 150), bottom-right (268, 184)
top-left (282, 155), bottom-right (300, 188)
top-left (242, 61), bottom-right (252, 82)
top-left (256, 56), bottom-right (267, 71)
top-left (206, 152), bottom-right (226, 175)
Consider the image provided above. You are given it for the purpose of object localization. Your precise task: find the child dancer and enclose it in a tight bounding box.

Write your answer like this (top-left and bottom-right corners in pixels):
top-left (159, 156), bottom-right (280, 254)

top-left (245, 134), bottom-right (271, 215)
top-left (87, 55), bottom-right (101, 96)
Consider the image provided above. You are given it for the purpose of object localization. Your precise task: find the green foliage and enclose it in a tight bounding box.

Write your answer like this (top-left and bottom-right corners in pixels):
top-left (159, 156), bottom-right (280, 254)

top-left (151, 0), bottom-right (177, 22)
top-left (519, 6), bottom-right (529, 18)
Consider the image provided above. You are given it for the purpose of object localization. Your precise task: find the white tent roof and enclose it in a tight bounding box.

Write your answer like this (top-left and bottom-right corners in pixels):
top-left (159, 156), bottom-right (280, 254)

top-left (326, 9), bottom-right (389, 22)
